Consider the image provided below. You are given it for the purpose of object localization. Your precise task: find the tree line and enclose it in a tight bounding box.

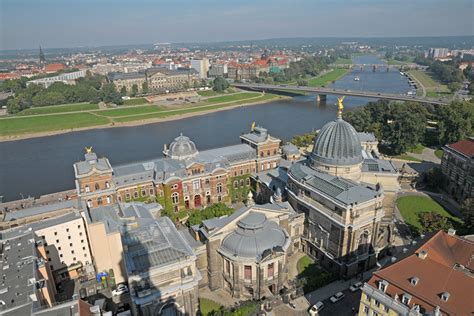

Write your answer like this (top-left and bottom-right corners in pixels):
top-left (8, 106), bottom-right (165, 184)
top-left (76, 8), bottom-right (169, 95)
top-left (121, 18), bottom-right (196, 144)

top-left (2, 71), bottom-right (123, 114)
top-left (343, 99), bottom-right (473, 154)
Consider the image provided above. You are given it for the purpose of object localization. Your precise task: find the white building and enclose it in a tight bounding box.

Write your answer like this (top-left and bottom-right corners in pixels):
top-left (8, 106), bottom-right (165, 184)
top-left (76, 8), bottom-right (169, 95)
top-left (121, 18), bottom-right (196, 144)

top-left (191, 59), bottom-right (210, 79)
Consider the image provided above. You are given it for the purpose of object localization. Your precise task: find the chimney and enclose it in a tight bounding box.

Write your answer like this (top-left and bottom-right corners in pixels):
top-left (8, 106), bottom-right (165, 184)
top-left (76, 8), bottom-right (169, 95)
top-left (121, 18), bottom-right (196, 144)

top-left (417, 250), bottom-right (428, 260)
top-left (448, 228), bottom-right (456, 236)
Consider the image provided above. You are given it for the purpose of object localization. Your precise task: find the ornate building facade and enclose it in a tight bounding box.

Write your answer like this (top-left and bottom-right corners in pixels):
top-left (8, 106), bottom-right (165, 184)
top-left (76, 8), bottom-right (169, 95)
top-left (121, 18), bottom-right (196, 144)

top-left (287, 101), bottom-right (399, 277)
top-left (73, 126), bottom-right (281, 212)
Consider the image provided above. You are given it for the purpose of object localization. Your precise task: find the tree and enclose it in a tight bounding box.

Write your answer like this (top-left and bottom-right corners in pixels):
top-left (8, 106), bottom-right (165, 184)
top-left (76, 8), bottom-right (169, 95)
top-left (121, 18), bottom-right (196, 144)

top-left (418, 211), bottom-right (452, 233)
top-left (212, 76), bottom-right (229, 92)
top-left (120, 86), bottom-right (127, 96)
top-left (447, 82), bottom-right (462, 93)
top-left (460, 198), bottom-right (474, 233)
top-left (469, 82), bottom-right (474, 95)
top-left (130, 84), bottom-right (138, 97)
top-left (437, 101), bottom-right (473, 145)
top-left (101, 83), bottom-right (123, 105)
top-left (423, 167), bottom-right (445, 191)
top-left (296, 78), bottom-right (308, 86)
top-left (141, 82), bottom-right (149, 95)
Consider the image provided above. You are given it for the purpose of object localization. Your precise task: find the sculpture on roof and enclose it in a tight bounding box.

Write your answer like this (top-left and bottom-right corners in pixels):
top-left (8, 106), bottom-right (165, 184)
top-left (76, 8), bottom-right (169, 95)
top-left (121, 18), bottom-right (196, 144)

top-left (85, 146), bottom-right (93, 154)
top-left (337, 96), bottom-right (345, 118)
top-left (251, 121), bottom-right (256, 131)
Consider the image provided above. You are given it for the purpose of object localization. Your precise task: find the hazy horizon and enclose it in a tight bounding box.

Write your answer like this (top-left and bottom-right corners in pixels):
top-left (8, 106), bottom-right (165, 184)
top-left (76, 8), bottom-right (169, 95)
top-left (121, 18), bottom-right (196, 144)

top-left (1, 0), bottom-right (473, 50)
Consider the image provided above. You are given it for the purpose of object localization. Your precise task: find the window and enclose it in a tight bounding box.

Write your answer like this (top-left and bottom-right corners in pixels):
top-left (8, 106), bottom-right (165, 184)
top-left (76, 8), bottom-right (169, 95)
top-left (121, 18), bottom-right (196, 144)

top-left (46, 250), bottom-right (50, 255)
top-left (267, 150), bottom-right (270, 156)
top-left (106, 195), bottom-right (111, 204)
top-left (149, 188), bottom-right (154, 195)
top-left (48, 258), bottom-right (51, 262)
top-left (273, 149), bottom-right (277, 155)
top-left (217, 183), bottom-right (223, 193)
top-left (133, 191), bottom-right (138, 198)
top-left (97, 197), bottom-right (103, 205)
top-left (85, 185), bottom-right (90, 193)
top-left (71, 250), bottom-right (75, 254)
top-left (66, 228), bottom-right (69, 232)
top-left (193, 180), bottom-right (200, 191)
top-left (83, 246), bottom-right (86, 250)
top-left (183, 185), bottom-right (188, 193)
top-left (77, 225), bottom-right (81, 229)
top-left (374, 300), bottom-right (380, 308)
top-left (402, 294), bottom-right (411, 305)
top-left (69, 243), bottom-right (73, 247)
top-left (441, 292), bottom-right (450, 302)
top-left (141, 189), bottom-right (146, 196)
top-left (60, 254), bottom-right (63, 258)
top-left (378, 280), bottom-right (388, 292)
top-left (218, 195), bottom-right (222, 202)
top-left (73, 257), bottom-right (76, 261)
top-left (384, 306), bottom-right (389, 313)
top-left (240, 169), bottom-right (243, 175)
top-left (81, 240), bottom-right (84, 243)
top-left (95, 183), bottom-right (100, 191)
top-left (244, 265), bottom-right (252, 280)
top-left (246, 178), bottom-right (250, 185)
top-left (373, 312), bottom-right (378, 316)
top-left (260, 151), bottom-right (264, 157)
top-left (363, 305), bottom-right (369, 315)
top-left (54, 232), bottom-right (58, 236)
top-left (56, 239), bottom-right (59, 243)
top-left (267, 263), bottom-right (274, 278)
top-left (205, 179), bottom-right (210, 185)
top-left (239, 179), bottom-right (244, 187)
top-left (105, 181), bottom-right (110, 189)
top-left (225, 259), bottom-right (230, 274)
top-left (410, 276), bottom-right (419, 286)
top-left (68, 236), bottom-right (71, 240)
top-left (58, 247), bottom-right (61, 251)
top-left (172, 192), bottom-right (179, 204)
top-left (50, 265), bottom-right (54, 270)
top-left (234, 181), bottom-right (238, 189)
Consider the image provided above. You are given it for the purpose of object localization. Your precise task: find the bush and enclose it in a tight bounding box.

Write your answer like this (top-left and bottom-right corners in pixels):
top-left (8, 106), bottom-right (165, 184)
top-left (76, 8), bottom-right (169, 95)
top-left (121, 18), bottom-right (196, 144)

top-left (418, 211), bottom-right (453, 233)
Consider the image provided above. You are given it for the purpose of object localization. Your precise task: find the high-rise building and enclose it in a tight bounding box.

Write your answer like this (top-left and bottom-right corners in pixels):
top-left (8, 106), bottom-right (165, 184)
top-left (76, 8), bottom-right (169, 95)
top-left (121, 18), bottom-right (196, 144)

top-left (191, 58), bottom-right (210, 79)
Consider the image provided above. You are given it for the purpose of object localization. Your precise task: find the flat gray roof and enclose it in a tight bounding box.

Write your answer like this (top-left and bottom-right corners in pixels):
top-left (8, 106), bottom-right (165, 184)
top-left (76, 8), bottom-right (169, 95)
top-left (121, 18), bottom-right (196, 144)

top-left (3, 200), bottom-right (78, 222)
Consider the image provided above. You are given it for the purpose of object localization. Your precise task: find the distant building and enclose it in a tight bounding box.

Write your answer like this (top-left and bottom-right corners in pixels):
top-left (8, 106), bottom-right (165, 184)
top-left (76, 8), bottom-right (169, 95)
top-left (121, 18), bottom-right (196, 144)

top-left (91, 63), bottom-right (124, 75)
top-left (191, 59), bottom-right (210, 79)
top-left (107, 72), bottom-right (146, 93)
top-left (123, 217), bottom-right (201, 315)
top-left (44, 63), bottom-right (66, 73)
top-left (441, 137), bottom-right (474, 201)
top-left (429, 48), bottom-right (450, 60)
top-left (358, 230), bottom-right (474, 316)
top-left (208, 63), bottom-right (228, 78)
top-left (26, 70), bottom-right (87, 88)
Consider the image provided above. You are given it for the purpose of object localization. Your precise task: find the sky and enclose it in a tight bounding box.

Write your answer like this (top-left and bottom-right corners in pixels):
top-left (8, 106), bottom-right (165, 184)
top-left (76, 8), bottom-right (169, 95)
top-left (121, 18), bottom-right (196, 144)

top-left (1, 0), bottom-right (473, 50)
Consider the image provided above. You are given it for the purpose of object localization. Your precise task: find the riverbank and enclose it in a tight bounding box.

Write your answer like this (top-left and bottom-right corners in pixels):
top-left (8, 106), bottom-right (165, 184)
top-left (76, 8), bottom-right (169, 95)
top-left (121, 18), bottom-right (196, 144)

top-left (0, 93), bottom-right (288, 142)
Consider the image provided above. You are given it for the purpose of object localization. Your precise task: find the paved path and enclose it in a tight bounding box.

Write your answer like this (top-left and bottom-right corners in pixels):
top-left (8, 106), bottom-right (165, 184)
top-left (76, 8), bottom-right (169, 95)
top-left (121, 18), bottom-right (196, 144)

top-left (406, 147), bottom-right (441, 164)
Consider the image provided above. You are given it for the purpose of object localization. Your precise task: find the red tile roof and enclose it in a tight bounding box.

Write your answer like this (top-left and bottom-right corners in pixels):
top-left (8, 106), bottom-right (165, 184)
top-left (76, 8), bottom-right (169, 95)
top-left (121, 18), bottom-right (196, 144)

top-left (367, 231), bottom-right (474, 315)
top-left (0, 73), bottom-right (20, 80)
top-left (44, 63), bottom-right (66, 73)
top-left (447, 138), bottom-right (474, 157)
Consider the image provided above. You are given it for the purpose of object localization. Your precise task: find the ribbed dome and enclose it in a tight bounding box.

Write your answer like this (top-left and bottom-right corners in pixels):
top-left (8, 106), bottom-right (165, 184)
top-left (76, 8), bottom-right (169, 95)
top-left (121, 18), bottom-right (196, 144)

top-left (311, 118), bottom-right (363, 166)
top-left (168, 134), bottom-right (198, 160)
top-left (220, 212), bottom-right (288, 261)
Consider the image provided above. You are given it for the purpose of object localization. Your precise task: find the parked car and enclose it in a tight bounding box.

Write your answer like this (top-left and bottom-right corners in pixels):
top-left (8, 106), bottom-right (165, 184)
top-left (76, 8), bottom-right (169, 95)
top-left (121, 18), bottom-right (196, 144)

top-left (309, 301), bottom-right (325, 315)
top-left (112, 283), bottom-right (129, 296)
top-left (349, 282), bottom-right (363, 292)
top-left (329, 292), bottom-right (345, 303)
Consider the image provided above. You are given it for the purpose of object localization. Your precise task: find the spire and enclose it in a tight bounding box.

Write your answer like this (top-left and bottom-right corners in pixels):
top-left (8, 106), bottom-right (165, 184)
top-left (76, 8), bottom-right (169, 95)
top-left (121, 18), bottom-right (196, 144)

top-left (337, 96), bottom-right (345, 119)
top-left (39, 46), bottom-right (46, 65)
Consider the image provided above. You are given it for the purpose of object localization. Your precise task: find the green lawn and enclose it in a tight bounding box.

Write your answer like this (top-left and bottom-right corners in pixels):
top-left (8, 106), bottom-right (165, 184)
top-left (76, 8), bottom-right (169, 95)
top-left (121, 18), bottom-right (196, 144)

top-left (199, 298), bottom-right (221, 316)
top-left (16, 103), bottom-right (99, 115)
top-left (297, 255), bottom-right (336, 293)
top-left (0, 113), bottom-right (110, 136)
top-left (307, 69), bottom-right (349, 87)
top-left (408, 143), bottom-right (425, 154)
top-left (334, 57), bottom-right (352, 65)
top-left (123, 98), bottom-right (148, 106)
top-left (205, 92), bottom-right (260, 103)
top-left (408, 70), bottom-right (450, 96)
top-left (297, 255), bottom-right (313, 274)
top-left (397, 196), bottom-right (461, 232)
top-left (426, 91), bottom-right (452, 98)
top-left (434, 149), bottom-right (444, 159)
top-left (94, 106), bottom-right (162, 117)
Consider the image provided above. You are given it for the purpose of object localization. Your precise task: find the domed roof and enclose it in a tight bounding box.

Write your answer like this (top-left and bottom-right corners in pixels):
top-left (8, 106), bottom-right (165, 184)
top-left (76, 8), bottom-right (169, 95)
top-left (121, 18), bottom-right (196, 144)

top-left (220, 212), bottom-right (289, 261)
top-left (311, 118), bottom-right (363, 166)
top-left (168, 134), bottom-right (198, 160)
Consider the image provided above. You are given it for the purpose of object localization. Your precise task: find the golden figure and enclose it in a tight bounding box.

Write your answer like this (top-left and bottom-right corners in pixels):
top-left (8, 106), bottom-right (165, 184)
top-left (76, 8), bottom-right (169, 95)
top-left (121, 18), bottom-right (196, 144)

top-left (337, 96), bottom-right (345, 117)
top-left (85, 146), bottom-right (93, 154)
top-left (251, 121), bottom-right (256, 131)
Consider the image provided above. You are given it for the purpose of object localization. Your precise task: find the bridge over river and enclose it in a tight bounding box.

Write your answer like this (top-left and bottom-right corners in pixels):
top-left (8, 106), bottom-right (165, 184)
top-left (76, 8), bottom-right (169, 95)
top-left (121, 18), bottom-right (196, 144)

top-left (231, 83), bottom-right (450, 105)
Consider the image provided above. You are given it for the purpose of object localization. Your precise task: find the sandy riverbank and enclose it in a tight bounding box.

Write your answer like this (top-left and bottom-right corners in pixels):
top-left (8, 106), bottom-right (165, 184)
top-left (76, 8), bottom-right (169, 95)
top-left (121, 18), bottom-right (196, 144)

top-left (0, 95), bottom-right (290, 142)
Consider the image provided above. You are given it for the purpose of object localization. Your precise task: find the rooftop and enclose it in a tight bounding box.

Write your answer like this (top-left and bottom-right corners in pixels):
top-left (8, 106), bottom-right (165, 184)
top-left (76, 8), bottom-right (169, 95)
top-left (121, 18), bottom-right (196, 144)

top-left (445, 137), bottom-right (474, 158)
top-left (3, 200), bottom-right (78, 222)
top-left (368, 231), bottom-right (474, 315)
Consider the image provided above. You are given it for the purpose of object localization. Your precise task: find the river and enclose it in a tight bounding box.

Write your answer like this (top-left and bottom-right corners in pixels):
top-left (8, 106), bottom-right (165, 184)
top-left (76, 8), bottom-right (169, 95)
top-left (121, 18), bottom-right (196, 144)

top-left (0, 55), bottom-right (411, 202)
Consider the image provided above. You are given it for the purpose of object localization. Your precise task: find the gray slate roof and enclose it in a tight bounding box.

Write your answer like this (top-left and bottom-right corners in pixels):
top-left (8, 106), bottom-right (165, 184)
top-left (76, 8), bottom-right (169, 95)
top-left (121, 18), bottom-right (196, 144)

top-left (240, 126), bottom-right (270, 144)
top-left (311, 118), bottom-right (363, 166)
top-left (357, 132), bottom-right (377, 142)
top-left (74, 153), bottom-right (112, 177)
top-left (123, 217), bottom-right (195, 274)
top-left (282, 143), bottom-right (299, 155)
top-left (220, 212), bottom-right (289, 261)
top-left (289, 161), bottom-right (381, 205)
top-left (362, 159), bottom-right (398, 174)
top-left (3, 200), bottom-right (78, 221)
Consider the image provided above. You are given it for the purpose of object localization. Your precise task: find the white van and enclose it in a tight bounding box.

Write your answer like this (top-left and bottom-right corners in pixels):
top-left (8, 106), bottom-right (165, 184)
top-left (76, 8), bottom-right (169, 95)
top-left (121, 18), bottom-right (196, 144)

top-left (309, 301), bottom-right (325, 315)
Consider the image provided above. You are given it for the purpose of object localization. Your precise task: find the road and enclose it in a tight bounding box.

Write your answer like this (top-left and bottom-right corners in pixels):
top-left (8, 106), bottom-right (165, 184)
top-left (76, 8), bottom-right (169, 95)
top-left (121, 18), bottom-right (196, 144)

top-left (231, 83), bottom-right (450, 105)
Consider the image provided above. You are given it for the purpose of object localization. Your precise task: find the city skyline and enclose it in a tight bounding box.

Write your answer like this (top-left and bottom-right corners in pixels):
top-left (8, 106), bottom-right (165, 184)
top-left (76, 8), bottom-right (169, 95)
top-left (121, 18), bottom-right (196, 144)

top-left (1, 0), bottom-right (473, 50)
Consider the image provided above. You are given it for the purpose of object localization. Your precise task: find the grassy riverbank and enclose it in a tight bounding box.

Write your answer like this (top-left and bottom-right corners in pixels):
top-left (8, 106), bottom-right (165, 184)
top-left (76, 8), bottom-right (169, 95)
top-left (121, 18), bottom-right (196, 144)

top-left (0, 92), bottom-right (282, 138)
top-left (307, 68), bottom-right (350, 87)
top-left (407, 70), bottom-right (451, 98)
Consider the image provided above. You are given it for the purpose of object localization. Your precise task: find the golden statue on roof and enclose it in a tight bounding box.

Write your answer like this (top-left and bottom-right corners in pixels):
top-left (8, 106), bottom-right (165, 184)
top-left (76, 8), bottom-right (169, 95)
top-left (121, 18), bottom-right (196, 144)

top-left (251, 121), bottom-right (256, 131)
top-left (85, 146), bottom-right (93, 154)
top-left (337, 96), bottom-right (345, 117)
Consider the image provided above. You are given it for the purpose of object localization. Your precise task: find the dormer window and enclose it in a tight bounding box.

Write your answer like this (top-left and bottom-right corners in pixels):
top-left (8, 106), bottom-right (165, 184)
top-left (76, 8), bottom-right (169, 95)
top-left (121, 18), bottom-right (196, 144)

top-left (441, 292), bottom-right (450, 302)
top-left (410, 277), bottom-right (419, 286)
top-left (402, 293), bottom-right (412, 305)
top-left (378, 280), bottom-right (388, 292)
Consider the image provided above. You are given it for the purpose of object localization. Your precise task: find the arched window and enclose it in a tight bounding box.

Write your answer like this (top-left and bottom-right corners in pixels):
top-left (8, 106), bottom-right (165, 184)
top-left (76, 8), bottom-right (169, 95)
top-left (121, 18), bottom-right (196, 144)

top-left (105, 181), bottom-right (110, 189)
top-left (106, 196), bottom-right (111, 204)
top-left (85, 185), bottom-right (90, 193)
top-left (95, 183), bottom-right (100, 191)
top-left (234, 181), bottom-right (239, 189)
top-left (240, 179), bottom-right (244, 186)
top-left (97, 197), bottom-right (103, 205)
top-left (172, 192), bottom-right (179, 204)
top-left (246, 178), bottom-right (250, 186)
top-left (217, 183), bottom-right (223, 193)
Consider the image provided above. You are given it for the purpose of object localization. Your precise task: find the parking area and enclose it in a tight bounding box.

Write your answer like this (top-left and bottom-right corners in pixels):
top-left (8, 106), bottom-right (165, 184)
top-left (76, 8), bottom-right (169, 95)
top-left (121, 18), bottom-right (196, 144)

top-left (317, 288), bottom-right (361, 316)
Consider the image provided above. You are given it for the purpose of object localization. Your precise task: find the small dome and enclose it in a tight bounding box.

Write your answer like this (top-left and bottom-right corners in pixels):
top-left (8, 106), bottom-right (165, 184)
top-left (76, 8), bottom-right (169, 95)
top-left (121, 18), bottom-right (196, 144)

top-left (220, 212), bottom-right (288, 260)
top-left (168, 134), bottom-right (198, 160)
top-left (311, 118), bottom-right (362, 166)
